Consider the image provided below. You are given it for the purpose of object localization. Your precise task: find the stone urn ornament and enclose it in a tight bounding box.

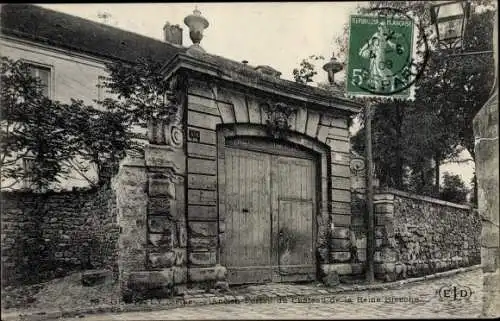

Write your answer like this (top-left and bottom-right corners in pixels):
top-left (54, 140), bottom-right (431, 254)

top-left (184, 7), bottom-right (209, 53)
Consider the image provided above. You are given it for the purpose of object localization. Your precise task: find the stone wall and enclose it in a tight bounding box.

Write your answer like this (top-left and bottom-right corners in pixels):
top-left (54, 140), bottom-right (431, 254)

top-left (374, 189), bottom-right (481, 282)
top-left (1, 184), bottom-right (119, 286)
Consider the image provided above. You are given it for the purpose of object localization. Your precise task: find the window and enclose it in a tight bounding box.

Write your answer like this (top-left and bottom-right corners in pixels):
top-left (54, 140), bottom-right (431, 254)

top-left (28, 64), bottom-right (51, 97)
top-left (97, 75), bottom-right (112, 101)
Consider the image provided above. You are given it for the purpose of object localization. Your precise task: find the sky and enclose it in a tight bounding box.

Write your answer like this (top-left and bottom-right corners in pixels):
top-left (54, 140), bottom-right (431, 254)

top-left (39, 2), bottom-right (476, 187)
top-left (39, 2), bottom-right (359, 83)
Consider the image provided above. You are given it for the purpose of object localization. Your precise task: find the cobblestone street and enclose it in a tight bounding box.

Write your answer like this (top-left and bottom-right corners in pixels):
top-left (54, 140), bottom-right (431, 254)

top-left (59, 269), bottom-right (483, 320)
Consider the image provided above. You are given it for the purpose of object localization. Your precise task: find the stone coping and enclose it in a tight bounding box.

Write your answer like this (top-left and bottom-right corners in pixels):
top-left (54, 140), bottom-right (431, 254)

top-left (376, 188), bottom-right (475, 210)
top-left (0, 265), bottom-right (481, 321)
top-left (161, 53), bottom-right (363, 115)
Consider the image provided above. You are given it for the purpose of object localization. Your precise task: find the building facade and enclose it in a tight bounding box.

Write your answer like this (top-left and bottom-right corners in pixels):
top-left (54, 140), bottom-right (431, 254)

top-left (1, 4), bottom-right (364, 293)
top-left (1, 5), bottom-right (484, 300)
top-left (0, 4), bottom-right (183, 189)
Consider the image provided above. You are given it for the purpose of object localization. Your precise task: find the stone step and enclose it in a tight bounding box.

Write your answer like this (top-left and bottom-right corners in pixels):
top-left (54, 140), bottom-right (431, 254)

top-left (81, 269), bottom-right (113, 286)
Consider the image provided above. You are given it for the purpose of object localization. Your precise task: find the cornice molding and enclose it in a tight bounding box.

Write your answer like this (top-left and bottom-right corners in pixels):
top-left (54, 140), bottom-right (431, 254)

top-left (161, 53), bottom-right (364, 115)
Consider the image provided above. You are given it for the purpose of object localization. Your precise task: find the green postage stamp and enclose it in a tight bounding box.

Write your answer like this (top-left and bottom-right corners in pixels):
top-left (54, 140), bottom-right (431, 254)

top-left (346, 14), bottom-right (417, 99)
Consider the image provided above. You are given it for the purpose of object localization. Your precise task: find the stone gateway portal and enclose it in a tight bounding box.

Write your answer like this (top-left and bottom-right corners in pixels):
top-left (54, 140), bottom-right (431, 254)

top-left (114, 49), bottom-right (364, 298)
top-left (222, 138), bottom-right (317, 284)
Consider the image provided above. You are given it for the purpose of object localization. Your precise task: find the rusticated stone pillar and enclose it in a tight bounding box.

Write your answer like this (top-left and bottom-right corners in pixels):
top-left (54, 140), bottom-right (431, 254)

top-left (474, 86), bottom-right (499, 318)
top-left (475, 11), bottom-right (499, 318)
top-left (114, 74), bottom-right (190, 301)
top-left (111, 156), bottom-right (149, 298)
top-left (373, 193), bottom-right (398, 282)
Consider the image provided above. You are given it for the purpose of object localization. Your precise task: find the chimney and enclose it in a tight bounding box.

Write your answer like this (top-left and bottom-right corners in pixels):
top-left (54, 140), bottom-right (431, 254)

top-left (163, 22), bottom-right (183, 45)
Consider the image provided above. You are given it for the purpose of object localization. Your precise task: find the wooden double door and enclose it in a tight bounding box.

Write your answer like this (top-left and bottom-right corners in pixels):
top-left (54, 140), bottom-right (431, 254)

top-left (222, 138), bottom-right (317, 284)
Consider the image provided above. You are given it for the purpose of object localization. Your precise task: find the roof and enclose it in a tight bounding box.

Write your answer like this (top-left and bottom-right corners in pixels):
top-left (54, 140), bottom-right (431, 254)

top-left (1, 4), bottom-right (363, 113)
top-left (0, 4), bottom-right (185, 64)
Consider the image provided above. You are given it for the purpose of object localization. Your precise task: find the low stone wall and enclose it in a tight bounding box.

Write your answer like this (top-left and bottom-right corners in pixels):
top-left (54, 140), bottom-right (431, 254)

top-left (374, 189), bottom-right (481, 281)
top-left (1, 184), bottom-right (119, 286)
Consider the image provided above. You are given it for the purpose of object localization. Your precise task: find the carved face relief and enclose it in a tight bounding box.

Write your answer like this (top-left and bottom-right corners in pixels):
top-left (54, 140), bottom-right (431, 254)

top-left (262, 102), bottom-right (296, 139)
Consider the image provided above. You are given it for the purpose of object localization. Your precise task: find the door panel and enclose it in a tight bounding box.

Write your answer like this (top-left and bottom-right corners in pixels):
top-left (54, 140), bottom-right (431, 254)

top-left (224, 148), bottom-right (272, 284)
top-left (272, 155), bottom-right (316, 282)
top-left (223, 143), bottom-right (316, 284)
top-left (277, 201), bottom-right (314, 266)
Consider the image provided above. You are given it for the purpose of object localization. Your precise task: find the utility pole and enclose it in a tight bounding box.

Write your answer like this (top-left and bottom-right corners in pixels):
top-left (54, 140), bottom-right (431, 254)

top-left (365, 100), bottom-right (375, 283)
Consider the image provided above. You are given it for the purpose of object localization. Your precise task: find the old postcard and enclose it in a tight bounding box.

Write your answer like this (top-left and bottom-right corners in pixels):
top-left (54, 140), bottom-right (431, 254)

top-left (1, 2), bottom-right (498, 320)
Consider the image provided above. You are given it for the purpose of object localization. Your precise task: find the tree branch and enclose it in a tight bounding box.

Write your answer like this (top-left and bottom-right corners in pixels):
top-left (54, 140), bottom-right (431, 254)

top-left (0, 178), bottom-right (23, 190)
top-left (441, 158), bottom-right (474, 165)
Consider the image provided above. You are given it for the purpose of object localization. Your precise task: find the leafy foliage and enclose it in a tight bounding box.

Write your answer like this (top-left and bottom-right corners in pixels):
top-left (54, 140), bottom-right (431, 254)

top-left (292, 55), bottom-right (324, 84)
top-left (1, 57), bottom-right (73, 189)
top-left (295, 1), bottom-right (496, 199)
top-left (350, 2), bottom-right (495, 196)
top-left (62, 99), bottom-right (139, 185)
top-left (103, 57), bottom-right (178, 124)
top-left (1, 55), bottom-right (179, 190)
top-left (440, 172), bottom-right (470, 204)
top-left (0, 57), bottom-right (137, 189)
top-left (469, 174), bottom-right (478, 206)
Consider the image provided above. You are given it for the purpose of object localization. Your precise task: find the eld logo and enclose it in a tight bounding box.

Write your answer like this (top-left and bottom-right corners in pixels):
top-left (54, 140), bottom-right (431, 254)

top-left (437, 284), bottom-right (473, 300)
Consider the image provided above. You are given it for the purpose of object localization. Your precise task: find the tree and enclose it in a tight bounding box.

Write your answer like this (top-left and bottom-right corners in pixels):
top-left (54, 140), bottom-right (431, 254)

top-left (440, 172), bottom-right (469, 204)
top-left (0, 57), bottom-right (136, 190)
top-left (295, 1), bottom-right (495, 199)
top-left (348, 1), bottom-right (494, 196)
top-left (1, 57), bottom-right (73, 190)
top-left (103, 56), bottom-right (178, 125)
top-left (292, 55), bottom-right (324, 84)
top-left (351, 100), bottom-right (407, 189)
top-left (61, 99), bottom-right (139, 186)
top-left (408, 4), bottom-right (495, 197)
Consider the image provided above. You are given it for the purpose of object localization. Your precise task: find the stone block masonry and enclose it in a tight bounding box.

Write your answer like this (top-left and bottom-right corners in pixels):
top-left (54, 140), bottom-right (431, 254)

top-left (1, 184), bottom-right (119, 286)
top-left (373, 189), bottom-right (481, 282)
top-left (473, 65), bottom-right (498, 316)
top-left (111, 54), bottom-right (363, 297)
top-left (345, 152), bottom-right (481, 283)
top-left (186, 78), bottom-right (354, 286)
